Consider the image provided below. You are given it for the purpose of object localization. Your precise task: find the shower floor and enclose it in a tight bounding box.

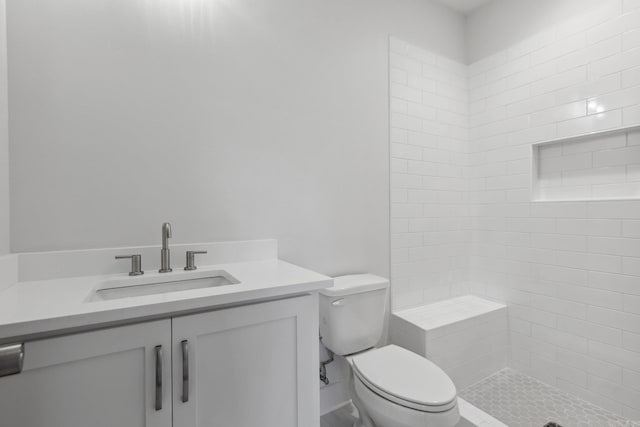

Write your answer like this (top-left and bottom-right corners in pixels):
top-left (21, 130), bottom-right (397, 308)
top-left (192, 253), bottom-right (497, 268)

top-left (460, 368), bottom-right (639, 427)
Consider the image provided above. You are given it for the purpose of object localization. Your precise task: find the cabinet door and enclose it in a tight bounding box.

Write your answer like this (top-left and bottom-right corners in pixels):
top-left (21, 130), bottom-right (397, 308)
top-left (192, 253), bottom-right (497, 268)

top-left (0, 319), bottom-right (172, 427)
top-left (172, 295), bottom-right (319, 427)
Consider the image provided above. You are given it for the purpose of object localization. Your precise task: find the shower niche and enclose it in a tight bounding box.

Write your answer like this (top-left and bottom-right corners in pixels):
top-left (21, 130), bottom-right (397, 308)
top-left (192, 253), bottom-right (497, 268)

top-left (532, 125), bottom-right (640, 201)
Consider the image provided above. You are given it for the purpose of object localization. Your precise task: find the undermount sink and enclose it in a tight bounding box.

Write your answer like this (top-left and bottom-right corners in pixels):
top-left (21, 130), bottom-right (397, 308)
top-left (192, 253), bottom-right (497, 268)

top-left (88, 269), bottom-right (240, 302)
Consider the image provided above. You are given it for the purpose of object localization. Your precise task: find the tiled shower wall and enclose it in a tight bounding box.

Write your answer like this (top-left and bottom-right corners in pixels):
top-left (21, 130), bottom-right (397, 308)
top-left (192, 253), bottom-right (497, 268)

top-left (468, 0), bottom-right (640, 420)
top-left (389, 37), bottom-right (471, 311)
top-left (390, 0), bottom-right (640, 420)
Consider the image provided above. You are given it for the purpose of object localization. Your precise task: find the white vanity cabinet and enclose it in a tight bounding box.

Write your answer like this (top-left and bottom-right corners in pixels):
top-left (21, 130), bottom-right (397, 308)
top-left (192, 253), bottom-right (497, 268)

top-left (0, 294), bottom-right (319, 427)
top-left (172, 295), bottom-right (319, 427)
top-left (0, 319), bottom-right (173, 427)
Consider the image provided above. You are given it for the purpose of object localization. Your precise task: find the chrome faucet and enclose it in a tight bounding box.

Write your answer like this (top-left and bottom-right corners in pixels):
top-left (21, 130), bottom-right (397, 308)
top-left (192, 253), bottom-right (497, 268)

top-left (159, 222), bottom-right (172, 273)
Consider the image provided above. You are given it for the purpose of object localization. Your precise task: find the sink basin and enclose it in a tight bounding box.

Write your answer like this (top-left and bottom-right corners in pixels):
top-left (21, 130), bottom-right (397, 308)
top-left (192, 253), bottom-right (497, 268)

top-left (88, 270), bottom-right (240, 302)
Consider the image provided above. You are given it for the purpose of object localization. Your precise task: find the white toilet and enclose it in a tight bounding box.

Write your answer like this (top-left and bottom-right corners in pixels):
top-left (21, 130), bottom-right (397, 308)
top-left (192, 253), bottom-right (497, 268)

top-left (319, 274), bottom-right (460, 427)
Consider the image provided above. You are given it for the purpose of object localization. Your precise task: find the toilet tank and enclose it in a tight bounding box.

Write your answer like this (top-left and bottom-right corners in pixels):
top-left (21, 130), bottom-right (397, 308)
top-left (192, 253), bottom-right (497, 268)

top-left (319, 274), bottom-right (389, 356)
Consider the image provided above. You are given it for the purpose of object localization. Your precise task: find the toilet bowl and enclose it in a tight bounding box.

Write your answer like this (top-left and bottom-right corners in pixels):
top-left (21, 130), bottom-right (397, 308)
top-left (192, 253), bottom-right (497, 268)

top-left (319, 275), bottom-right (459, 427)
top-left (346, 345), bottom-right (459, 427)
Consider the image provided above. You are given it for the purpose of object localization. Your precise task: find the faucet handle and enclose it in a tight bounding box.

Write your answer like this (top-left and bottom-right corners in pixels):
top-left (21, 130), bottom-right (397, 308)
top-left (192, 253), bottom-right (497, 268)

top-left (115, 254), bottom-right (144, 276)
top-left (184, 251), bottom-right (207, 271)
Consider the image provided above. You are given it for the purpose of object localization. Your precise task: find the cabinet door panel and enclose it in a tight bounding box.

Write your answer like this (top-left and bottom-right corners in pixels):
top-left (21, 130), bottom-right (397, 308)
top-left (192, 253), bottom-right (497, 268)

top-left (0, 320), bottom-right (172, 427)
top-left (172, 295), bottom-right (319, 427)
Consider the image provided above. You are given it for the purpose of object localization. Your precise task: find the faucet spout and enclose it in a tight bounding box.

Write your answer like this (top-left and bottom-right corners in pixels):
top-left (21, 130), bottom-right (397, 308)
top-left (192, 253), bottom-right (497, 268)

top-left (159, 222), bottom-right (173, 273)
top-left (162, 222), bottom-right (172, 249)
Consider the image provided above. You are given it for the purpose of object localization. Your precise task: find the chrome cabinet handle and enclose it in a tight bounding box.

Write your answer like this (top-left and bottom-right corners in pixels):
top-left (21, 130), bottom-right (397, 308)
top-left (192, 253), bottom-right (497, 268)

top-left (154, 345), bottom-right (163, 411)
top-left (181, 340), bottom-right (189, 403)
top-left (0, 343), bottom-right (24, 377)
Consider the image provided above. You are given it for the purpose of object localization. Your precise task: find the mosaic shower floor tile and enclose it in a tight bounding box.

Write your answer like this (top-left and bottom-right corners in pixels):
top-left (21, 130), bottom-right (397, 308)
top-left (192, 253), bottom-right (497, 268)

top-left (460, 368), bottom-right (639, 427)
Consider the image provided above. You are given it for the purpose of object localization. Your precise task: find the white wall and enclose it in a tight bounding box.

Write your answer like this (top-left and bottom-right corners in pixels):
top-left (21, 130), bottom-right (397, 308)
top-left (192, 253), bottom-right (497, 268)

top-left (389, 36), bottom-right (471, 310)
top-left (467, 0), bottom-right (640, 420)
top-left (6, 0), bottom-right (465, 280)
top-left (0, 0), bottom-right (8, 255)
top-left (466, 0), bottom-right (604, 63)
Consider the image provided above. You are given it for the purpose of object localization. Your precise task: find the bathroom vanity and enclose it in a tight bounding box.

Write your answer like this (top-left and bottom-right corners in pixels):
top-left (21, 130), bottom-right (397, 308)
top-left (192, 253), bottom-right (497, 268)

top-left (0, 239), bottom-right (330, 427)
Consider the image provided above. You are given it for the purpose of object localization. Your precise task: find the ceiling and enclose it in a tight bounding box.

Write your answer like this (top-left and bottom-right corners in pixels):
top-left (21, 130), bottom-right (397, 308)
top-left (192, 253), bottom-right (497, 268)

top-left (434, 0), bottom-right (493, 14)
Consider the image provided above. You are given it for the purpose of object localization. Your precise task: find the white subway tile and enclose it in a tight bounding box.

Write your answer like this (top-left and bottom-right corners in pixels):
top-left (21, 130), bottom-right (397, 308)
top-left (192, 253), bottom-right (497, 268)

top-left (587, 86), bottom-right (640, 114)
top-left (391, 173), bottom-right (422, 189)
top-left (391, 98), bottom-right (408, 114)
top-left (588, 236), bottom-right (640, 256)
top-left (407, 45), bottom-right (436, 64)
top-left (623, 256), bottom-right (640, 275)
top-left (555, 73), bottom-right (621, 105)
top-left (593, 182), bottom-right (640, 200)
top-left (557, 379), bottom-right (624, 415)
top-left (557, 315), bottom-right (623, 346)
top-left (532, 353), bottom-right (588, 387)
top-left (623, 29), bottom-right (640, 51)
top-left (531, 33), bottom-right (586, 66)
top-left (505, 61), bottom-right (557, 90)
top-left (562, 133), bottom-right (627, 155)
top-left (391, 158), bottom-right (408, 173)
top-left (407, 102), bottom-right (436, 120)
top-left (623, 66), bottom-right (640, 88)
top-left (539, 152), bottom-right (592, 174)
top-left (589, 271), bottom-right (640, 295)
top-left (531, 101), bottom-right (587, 126)
top-left (508, 124), bottom-right (556, 145)
top-left (390, 68), bottom-right (408, 84)
top-left (531, 294), bottom-right (587, 319)
top-left (531, 202), bottom-right (587, 218)
top-left (532, 324), bottom-right (588, 353)
top-left (588, 11), bottom-right (631, 45)
top-left (558, 282), bottom-right (624, 310)
top-left (590, 47), bottom-right (640, 81)
top-left (593, 145), bottom-right (640, 167)
top-left (408, 74), bottom-right (436, 92)
top-left (390, 52), bottom-right (421, 73)
top-left (557, 218), bottom-right (621, 236)
top-left (391, 219), bottom-right (409, 233)
top-left (588, 200), bottom-right (640, 218)
top-left (487, 55), bottom-right (531, 83)
top-left (623, 368), bottom-right (640, 394)
top-left (391, 83), bottom-right (422, 103)
top-left (589, 341), bottom-right (640, 372)
top-left (391, 232), bottom-right (422, 249)
top-left (532, 67), bottom-right (588, 97)
top-left (624, 294), bottom-right (640, 315)
top-left (563, 166), bottom-right (626, 187)
top-left (486, 85), bottom-right (531, 109)
top-left (507, 93), bottom-right (556, 118)
top-left (391, 127), bottom-right (408, 143)
top-left (587, 374), bottom-right (640, 409)
top-left (557, 110), bottom-right (623, 139)
top-left (588, 305), bottom-right (640, 333)
top-left (624, 104), bottom-right (640, 125)
top-left (557, 348), bottom-right (622, 384)
top-left (391, 142), bottom-right (422, 160)
top-left (622, 220), bottom-right (640, 237)
top-left (624, 0), bottom-right (640, 12)
top-left (531, 233), bottom-right (587, 252)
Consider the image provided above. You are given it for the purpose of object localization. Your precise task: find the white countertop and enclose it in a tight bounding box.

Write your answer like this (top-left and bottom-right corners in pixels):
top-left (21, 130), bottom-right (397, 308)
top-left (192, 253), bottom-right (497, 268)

top-left (0, 259), bottom-right (332, 343)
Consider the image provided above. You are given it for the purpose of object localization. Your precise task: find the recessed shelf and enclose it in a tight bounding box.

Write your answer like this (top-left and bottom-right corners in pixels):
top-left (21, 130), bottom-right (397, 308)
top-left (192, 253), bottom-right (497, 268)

top-left (531, 124), bottom-right (640, 202)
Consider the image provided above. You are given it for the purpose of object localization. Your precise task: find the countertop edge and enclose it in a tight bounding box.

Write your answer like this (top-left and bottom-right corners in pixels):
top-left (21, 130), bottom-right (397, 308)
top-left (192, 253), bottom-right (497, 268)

top-left (0, 272), bottom-right (332, 345)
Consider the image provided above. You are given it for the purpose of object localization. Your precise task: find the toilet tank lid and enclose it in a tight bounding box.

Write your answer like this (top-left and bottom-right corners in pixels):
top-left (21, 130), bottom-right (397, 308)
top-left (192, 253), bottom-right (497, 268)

top-left (319, 274), bottom-right (389, 297)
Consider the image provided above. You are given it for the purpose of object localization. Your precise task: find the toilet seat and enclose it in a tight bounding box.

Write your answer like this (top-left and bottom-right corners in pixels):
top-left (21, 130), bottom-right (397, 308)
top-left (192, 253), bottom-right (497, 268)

top-left (351, 345), bottom-right (457, 413)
